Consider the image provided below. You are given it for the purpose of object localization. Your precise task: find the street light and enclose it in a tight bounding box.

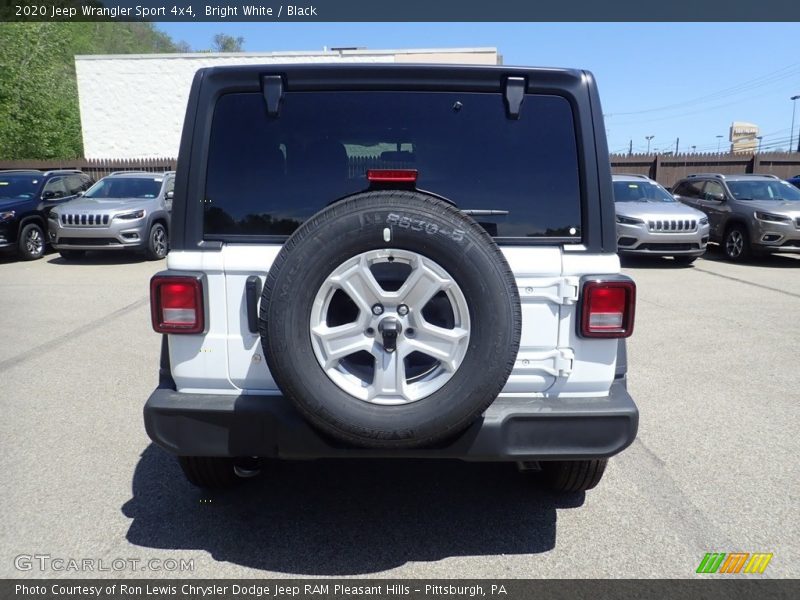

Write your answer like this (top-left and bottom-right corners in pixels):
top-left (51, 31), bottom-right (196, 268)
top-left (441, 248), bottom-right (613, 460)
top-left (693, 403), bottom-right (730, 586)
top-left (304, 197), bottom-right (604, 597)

top-left (691, 145), bottom-right (697, 153)
top-left (791, 95), bottom-right (800, 153)
top-left (645, 135), bottom-right (654, 154)
top-left (716, 135), bottom-right (724, 153)
top-left (756, 135), bottom-right (763, 154)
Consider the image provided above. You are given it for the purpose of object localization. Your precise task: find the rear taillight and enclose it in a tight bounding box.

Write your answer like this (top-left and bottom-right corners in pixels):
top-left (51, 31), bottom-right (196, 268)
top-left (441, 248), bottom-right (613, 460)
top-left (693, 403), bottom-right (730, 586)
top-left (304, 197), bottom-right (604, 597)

top-left (150, 275), bottom-right (205, 334)
top-left (367, 169), bottom-right (418, 183)
top-left (579, 279), bottom-right (636, 338)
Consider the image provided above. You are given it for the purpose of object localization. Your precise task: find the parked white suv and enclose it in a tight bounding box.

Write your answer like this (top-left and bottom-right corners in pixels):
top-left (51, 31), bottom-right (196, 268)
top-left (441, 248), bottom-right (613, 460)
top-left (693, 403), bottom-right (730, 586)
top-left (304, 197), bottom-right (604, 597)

top-left (144, 64), bottom-right (638, 493)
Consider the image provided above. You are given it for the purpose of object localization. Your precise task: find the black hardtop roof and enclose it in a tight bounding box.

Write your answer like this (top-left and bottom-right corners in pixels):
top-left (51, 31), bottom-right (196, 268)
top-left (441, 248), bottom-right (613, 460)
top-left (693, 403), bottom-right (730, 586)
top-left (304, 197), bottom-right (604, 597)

top-left (201, 62), bottom-right (582, 77)
top-left (197, 62), bottom-right (587, 92)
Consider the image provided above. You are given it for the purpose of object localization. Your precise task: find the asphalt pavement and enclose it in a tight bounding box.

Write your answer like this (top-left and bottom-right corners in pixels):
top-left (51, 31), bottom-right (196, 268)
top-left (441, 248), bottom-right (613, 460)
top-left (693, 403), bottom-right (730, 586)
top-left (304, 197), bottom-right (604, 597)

top-left (0, 247), bottom-right (797, 579)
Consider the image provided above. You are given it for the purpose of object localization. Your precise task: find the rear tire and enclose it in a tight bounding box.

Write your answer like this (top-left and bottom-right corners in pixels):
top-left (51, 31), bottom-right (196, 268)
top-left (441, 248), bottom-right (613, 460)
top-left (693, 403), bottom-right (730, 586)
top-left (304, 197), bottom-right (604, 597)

top-left (541, 459), bottom-right (608, 492)
top-left (260, 190), bottom-right (521, 449)
top-left (18, 223), bottom-right (45, 261)
top-left (59, 250), bottom-right (86, 261)
top-left (723, 224), bottom-right (751, 262)
top-left (178, 456), bottom-right (240, 489)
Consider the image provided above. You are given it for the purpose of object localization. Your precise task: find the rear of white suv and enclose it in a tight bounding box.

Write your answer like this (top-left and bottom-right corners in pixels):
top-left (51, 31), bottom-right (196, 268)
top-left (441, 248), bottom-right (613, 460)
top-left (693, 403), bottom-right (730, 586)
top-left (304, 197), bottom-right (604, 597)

top-left (144, 64), bottom-right (638, 493)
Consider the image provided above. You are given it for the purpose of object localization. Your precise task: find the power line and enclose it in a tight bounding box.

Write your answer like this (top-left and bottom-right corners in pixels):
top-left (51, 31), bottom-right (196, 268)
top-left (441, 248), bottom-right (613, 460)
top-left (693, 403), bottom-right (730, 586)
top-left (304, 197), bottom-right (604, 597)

top-left (606, 63), bottom-right (800, 117)
top-left (608, 80), bottom-right (799, 126)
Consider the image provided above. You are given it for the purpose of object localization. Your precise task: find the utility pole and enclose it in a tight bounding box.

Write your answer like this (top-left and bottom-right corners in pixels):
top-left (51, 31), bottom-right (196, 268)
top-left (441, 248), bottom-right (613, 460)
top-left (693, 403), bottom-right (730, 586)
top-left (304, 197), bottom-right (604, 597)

top-left (756, 136), bottom-right (763, 154)
top-left (675, 137), bottom-right (679, 155)
top-left (628, 139), bottom-right (633, 156)
top-left (716, 135), bottom-right (724, 153)
top-left (646, 135), bottom-right (654, 155)
top-left (791, 95), bottom-right (800, 153)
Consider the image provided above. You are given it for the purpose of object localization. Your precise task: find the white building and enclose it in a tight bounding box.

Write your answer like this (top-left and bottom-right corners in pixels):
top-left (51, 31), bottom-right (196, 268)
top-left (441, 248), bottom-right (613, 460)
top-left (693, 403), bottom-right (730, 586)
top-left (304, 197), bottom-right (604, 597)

top-left (75, 47), bottom-right (501, 159)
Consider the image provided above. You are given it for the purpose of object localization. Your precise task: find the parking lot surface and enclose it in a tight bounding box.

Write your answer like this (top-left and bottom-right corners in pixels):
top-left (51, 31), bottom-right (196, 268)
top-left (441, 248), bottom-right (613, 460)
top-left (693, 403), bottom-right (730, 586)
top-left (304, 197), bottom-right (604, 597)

top-left (1, 249), bottom-right (798, 578)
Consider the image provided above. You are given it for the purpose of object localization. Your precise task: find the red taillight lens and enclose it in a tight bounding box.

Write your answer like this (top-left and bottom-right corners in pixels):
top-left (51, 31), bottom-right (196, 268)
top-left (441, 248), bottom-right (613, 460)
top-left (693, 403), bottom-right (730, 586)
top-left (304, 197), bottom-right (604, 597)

top-left (580, 280), bottom-right (636, 338)
top-left (150, 275), bottom-right (204, 334)
top-left (367, 169), bottom-right (418, 183)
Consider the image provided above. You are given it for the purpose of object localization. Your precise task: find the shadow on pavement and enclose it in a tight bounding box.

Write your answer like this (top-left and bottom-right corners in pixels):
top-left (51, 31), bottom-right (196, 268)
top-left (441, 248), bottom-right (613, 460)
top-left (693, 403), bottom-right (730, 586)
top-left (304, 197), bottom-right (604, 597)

top-left (698, 245), bottom-right (800, 268)
top-left (619, 255), bottom-right (696, 269)
top-left (123, 444), bottom-right (583, 575)
top-left (46, 251), bottom-right (155, 266)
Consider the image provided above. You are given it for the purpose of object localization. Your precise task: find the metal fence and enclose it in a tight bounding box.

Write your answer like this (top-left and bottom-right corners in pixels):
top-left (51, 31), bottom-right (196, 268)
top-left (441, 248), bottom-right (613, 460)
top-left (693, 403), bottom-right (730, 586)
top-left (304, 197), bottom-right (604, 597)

top-left (2, 153), bottom-right (799, 189)
top-left (610, 152), bottom-right (800, 188)
top-left (0, 158), bottom-right (177, 181)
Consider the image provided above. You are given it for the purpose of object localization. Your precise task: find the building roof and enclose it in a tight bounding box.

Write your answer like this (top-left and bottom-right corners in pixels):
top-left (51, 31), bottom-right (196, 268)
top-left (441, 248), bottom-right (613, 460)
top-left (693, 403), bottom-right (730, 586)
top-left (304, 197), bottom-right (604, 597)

top-left (75, 47), bottom-right (499, 61)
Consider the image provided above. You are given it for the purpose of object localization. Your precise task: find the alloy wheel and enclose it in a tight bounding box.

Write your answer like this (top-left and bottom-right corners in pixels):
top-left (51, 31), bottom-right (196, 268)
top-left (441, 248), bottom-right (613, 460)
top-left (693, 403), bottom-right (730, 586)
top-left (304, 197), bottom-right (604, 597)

top-left (309, 249), bottom-right (470, 405)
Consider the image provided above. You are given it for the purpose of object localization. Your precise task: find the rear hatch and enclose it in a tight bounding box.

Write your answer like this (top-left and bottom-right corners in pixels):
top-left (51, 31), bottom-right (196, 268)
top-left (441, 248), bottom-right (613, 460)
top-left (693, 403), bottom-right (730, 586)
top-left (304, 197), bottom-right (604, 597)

top-left (167, 67), bottom-right (619, 398)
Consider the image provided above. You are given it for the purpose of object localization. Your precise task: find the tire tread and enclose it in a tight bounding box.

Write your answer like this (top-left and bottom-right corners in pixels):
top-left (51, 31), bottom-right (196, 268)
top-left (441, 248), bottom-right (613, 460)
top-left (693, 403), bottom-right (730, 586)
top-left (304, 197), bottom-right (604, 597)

top-left (543, 459), bottom-right (608, 492)
top-left (178, 456), bottom-right (239, 489)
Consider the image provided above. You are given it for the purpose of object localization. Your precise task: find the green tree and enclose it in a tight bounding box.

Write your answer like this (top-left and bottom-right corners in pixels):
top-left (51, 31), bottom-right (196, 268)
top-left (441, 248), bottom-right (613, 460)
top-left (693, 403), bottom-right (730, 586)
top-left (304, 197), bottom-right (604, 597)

top-left (0, 20), bottom-right (188, 160)
top-left (0, 23), bottom-right (82, 159)
top-left (212, 33), bottom-right (245, 53)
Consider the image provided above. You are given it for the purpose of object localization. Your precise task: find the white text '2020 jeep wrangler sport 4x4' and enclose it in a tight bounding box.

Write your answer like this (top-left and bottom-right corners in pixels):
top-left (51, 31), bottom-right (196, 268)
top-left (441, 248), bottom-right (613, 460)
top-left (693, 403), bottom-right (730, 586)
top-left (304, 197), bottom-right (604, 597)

top-left (145, 64), bottom-right (638, 493)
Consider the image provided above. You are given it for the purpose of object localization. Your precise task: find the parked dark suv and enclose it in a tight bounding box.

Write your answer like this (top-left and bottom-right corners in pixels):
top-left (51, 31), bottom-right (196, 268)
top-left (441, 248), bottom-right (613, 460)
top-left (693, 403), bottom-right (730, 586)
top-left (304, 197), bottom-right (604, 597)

top-left (672, 173), bottom-right (800, 260)
top-left (0, 169), bottom-right (94, 260)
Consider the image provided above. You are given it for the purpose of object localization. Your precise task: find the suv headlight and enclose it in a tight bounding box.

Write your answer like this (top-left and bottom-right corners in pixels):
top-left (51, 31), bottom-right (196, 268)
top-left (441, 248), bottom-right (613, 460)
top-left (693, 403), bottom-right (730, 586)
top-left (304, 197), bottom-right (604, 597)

top-left (754, 211), bottom-right (791, 223)
top-left (113, 210), bottom-right (145, 221)
top-left (699, 216), bottom-right (709, 225)
top-left (616, 215), bottom-right (643, 225)
top-left (0, 210), bottom-right (15, 222)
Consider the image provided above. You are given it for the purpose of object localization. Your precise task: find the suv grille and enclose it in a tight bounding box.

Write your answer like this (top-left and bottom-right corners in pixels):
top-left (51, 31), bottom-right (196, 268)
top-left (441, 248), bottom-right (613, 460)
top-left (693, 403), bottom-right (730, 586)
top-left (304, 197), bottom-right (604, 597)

top-left (61, 214), bottom-right (109, 227)
top-left (647, 219), bottom-right (697, 233)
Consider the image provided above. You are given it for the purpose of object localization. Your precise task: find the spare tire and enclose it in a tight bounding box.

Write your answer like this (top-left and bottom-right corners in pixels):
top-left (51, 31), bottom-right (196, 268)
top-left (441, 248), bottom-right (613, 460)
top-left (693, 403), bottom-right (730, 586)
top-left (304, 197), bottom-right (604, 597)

top-left (260, 190), bottom-right (521, 448)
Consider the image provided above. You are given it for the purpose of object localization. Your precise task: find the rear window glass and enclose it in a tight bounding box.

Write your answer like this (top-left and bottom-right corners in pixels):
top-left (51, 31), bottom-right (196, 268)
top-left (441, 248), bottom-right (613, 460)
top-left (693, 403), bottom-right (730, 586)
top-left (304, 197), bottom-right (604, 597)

top-left (204, 91), bottom-right (582, 240)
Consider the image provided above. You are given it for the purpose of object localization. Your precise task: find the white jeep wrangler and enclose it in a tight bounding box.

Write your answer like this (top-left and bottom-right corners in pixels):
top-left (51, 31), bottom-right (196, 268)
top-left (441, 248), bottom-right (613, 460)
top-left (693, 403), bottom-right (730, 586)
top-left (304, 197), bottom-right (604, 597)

top-left (145, 64), bottom-right (638, 493)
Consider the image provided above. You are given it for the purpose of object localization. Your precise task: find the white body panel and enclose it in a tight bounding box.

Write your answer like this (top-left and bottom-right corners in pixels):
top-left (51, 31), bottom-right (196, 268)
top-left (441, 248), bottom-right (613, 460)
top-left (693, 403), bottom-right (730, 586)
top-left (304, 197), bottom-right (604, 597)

top-left (167, 246), bottom-right (621, 398)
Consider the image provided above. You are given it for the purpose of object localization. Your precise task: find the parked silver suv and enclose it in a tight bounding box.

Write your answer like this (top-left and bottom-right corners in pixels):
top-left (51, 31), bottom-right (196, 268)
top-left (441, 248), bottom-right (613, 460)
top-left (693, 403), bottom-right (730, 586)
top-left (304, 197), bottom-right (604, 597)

top-left (672, 173), bottom-right (800, 261)
top-left (49, 171), bottom-right (174, 261)
top-left (612, 174), bottom-right (709, 264)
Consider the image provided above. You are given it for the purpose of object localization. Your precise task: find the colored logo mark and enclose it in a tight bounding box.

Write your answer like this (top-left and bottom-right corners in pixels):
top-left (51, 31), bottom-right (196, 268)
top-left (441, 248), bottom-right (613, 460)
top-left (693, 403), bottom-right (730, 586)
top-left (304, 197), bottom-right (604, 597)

top-left (696, 552), bottom-right (773, 574)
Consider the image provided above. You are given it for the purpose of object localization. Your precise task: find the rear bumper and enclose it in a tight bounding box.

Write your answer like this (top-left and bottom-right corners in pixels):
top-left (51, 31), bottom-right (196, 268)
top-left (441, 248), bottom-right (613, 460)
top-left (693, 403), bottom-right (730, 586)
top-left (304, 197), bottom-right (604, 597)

top-left (144, 380), bottom-right (638, 461)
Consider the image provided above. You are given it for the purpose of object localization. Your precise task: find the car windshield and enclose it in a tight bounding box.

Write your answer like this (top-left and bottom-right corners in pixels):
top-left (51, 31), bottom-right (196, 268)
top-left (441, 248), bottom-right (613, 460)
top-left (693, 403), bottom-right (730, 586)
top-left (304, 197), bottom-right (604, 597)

top-left (727, 180), bottom-right (800, 201)
top-left (84, 177), bottom-right (162, 199)
top-left (0, 174), bottom-right (42, 200)
top-left (613, 180), bottom-right (675, 203)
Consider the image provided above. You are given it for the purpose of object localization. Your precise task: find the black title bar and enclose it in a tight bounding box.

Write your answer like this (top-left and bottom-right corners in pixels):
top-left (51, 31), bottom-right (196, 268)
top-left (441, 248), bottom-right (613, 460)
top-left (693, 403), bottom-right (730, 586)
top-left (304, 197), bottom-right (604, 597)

top-left (2, 0), bottom-right (800, 22)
